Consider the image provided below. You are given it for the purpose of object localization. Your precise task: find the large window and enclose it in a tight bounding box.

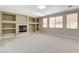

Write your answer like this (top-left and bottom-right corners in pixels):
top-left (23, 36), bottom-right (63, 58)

top-left (56, 16), bottom-right (63, 28)
top-left (49, 16), bottom-right (63, 28)
top-left (49, 17), bottom-right (55, 28)
top-left (43, 18), bottom-right (48, 28)
top-left (67, 13), bottom-right (78, 29)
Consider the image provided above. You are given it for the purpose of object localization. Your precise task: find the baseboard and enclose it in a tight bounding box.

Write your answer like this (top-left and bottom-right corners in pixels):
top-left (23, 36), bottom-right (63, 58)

top-left (42, 32), bottom-right (79, 40)
top-left (53, 33), bottom-right (79, 40)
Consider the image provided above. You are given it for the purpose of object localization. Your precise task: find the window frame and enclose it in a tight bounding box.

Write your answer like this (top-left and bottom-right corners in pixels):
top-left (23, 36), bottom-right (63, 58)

top-left (66, 13), bottom-right (78, 29)
top-left (55, 16), bottom-right (63, 28)
top-left (49, 16), bottom-right (63, 28)
top-left (49, 17), bottom-right (56, 28)
top-left (43, 18), bottom-right (48, 28)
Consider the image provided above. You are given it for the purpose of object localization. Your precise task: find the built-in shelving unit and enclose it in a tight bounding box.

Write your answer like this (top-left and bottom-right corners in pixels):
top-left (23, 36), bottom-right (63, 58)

top-left (36, 24), bottom-right (39, 31)
top-left (29, 24), bottom-right (35, 32)
top-left (35, 18), bottom-right (39, 31)
top-left (28, 17), bottom-right (39, 32)
top-left (1, 13), bottom-right (16, 36)
top-left (0, 11), bottom-right (40, 37)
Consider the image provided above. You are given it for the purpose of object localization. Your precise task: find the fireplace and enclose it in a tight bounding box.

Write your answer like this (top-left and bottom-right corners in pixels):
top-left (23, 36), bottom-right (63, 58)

top-left (19, 25), bottom-right (27, 33)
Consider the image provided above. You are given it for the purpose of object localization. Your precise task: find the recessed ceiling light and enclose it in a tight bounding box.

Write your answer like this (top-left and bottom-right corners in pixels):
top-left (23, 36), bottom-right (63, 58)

top-left (38, 5), bottom-right (46, 10)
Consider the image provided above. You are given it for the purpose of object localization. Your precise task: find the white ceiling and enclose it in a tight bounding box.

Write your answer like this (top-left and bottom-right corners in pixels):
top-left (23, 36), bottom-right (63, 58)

top-left (0, 5), bottom-right (79, 17)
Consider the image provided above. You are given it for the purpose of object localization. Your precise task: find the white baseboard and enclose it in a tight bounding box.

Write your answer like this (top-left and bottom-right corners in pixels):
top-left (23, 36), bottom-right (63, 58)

top-left (53, 33), bottom-right (79, 40)
top-left (42, 32), bottom-right (79, 40)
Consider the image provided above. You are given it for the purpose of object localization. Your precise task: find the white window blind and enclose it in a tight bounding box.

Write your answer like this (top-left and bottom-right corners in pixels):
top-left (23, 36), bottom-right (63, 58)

top-left (43, 18), bottom-right (48, 28)
top-left (67, 13), bottom-right (78, 29)
top-left (56, 16), bottom-right (63, 28)
top-left (49, 17), bottom-right (55, 28)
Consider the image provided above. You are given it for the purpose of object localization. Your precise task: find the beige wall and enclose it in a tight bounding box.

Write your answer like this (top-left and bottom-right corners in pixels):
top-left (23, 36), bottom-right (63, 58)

top-left (0, 13), bottom-right (2, 36)
top-left (40, 9), bottom-right (79, 39)
top-left (16, 15), bottom-right (27, 34)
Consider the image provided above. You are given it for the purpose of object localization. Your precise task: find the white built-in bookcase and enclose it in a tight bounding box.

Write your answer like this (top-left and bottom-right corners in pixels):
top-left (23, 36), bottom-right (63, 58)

top-left (0, 11), bottom-right (40, 37)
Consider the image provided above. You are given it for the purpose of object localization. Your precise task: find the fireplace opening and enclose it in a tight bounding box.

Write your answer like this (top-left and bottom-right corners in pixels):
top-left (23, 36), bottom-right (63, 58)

top-left (19, 25), bottom-right (27, 33)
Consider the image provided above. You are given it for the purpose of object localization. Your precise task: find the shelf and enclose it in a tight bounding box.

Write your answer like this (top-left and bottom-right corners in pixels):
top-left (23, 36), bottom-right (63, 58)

top-left (29, 18), bottom-right (35, 22)
top-left (2, 20), bottom-right (16, 23)
top-left (2, 29), bottom-right (16, 34)
top-left (2, 23), bottom-right (16, 28)
top-left (2, 28), bottom-right (16, 30)
top-left (29, 24), bottom-right (35, 32)
top-left (2, 13), bottom-right (16, 21)
top-left (28, 22), bottom-right (39, 24)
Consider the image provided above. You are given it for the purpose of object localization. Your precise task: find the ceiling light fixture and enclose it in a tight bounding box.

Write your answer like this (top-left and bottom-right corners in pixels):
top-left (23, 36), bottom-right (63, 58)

top-left (38, 5), bottom-right (46, 10)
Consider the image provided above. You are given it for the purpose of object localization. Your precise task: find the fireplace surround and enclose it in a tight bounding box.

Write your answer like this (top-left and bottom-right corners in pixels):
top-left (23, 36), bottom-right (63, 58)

top-left (19, 26), bottom-right (27, 33)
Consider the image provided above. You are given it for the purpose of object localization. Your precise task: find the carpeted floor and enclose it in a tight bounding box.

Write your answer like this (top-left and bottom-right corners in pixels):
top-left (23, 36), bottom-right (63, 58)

top-left (0, 33), bottom-right (79, 53)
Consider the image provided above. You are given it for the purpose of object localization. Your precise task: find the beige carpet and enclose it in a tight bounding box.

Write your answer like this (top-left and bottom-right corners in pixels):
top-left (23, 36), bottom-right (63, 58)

top-left (0, 33), bottom-right (79, 53)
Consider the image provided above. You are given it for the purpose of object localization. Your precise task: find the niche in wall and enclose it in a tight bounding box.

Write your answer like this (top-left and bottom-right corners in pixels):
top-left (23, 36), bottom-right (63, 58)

top-left (19, 25), bottom-right (27, 33)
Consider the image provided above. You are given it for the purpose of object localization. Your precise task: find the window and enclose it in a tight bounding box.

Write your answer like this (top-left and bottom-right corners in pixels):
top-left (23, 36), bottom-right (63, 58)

top-left (43, 18), bottom-right (48, 28)
top-left (67, 13), bottom-right (78, 29)
top-left (49, 16), bottom-right (63, 28)
top-left (56, 16), bottom-right (63, 28)
top-left (49, 17), bottom-right (55, 28)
